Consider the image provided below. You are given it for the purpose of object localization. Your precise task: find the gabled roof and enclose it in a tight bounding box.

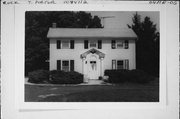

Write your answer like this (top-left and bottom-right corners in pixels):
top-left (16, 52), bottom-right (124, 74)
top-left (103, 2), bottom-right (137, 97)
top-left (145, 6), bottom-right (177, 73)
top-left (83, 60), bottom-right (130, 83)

top-left (47, 28), bottom-right (137, 39)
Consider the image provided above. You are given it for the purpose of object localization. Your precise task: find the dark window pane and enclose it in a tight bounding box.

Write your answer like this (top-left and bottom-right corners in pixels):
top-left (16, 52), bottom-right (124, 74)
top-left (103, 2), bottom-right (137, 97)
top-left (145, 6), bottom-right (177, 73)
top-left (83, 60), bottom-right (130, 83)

top-left (62, 60), bottom-right (69, 72)
top-left (62, 61), bottom-right (69, 66)
top-left (117, 60), bottom-right (124, 69)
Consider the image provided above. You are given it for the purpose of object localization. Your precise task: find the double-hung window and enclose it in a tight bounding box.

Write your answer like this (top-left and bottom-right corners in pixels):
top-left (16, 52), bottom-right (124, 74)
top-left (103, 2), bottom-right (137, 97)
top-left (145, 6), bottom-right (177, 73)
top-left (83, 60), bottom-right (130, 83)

top-left (62, 40), bottom-right (70, 49)
top-left (111, 40), bottom-right (129, 49)
top-left (116, 41), bottom-right (124, 49)
top-left (84, 40), bottom-right (102, 49)
top-left (57, 60), bottom-right (74, 72)
top-left (89, 41), bottom-right (97, 48)
top-left (62, 60), bottom-right (69, 71)
top-left (56, 40), bottom-right (74, 49)
top-left (112, 59), bottom-right (129, 70)
top-left (117, 60), bottom-right (124, 69)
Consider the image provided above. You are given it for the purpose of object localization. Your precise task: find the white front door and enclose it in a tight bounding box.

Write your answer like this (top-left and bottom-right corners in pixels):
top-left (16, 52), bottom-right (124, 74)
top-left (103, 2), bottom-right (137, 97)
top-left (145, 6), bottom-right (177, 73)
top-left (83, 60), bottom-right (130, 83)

top-left (89, 61), bottom-right (98, 79)
top-left (87, 54), bottom-right (99, 79)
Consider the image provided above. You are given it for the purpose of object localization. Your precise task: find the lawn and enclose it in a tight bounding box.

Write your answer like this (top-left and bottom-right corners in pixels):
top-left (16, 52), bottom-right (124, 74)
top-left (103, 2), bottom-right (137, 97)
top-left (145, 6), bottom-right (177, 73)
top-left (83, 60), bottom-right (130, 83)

top-left (25, 80), bottom-right (159, 102)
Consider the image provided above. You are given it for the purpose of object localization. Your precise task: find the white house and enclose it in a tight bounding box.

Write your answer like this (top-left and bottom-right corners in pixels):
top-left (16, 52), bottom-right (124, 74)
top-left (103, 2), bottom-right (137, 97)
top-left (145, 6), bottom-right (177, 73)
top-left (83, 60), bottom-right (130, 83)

top-left (47, 23), bottom-right (137, 82)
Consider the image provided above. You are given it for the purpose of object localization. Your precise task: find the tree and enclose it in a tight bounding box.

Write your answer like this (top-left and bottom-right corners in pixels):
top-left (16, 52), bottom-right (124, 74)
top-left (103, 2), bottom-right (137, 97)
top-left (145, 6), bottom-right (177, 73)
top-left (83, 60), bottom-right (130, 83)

top-left (128, 12), bottom-right (159, 76)
top-left (25, 11), bottom-right (102, 76)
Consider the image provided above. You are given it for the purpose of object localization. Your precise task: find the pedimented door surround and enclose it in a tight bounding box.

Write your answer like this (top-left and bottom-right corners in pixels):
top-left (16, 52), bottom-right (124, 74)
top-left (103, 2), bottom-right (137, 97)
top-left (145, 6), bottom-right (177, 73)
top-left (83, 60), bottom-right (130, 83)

top-left (81, 48), bottom-right (105, 82)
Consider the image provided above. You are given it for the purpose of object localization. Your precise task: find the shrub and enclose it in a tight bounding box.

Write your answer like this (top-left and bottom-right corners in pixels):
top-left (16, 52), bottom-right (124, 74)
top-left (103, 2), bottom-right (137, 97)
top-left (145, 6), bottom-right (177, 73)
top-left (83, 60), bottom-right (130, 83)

top-left (28, 69), bottom-right (50, 83)
top-left (50, 70), bottom-right (83, 84)
top-left (104, 69), bottom-right (154, 84)
top-left (128, 69), bottom-right (155, 84)
top-left (104, 69), bottom-right (130, 83)
top-left (99, 76), bottom-right (103, 80)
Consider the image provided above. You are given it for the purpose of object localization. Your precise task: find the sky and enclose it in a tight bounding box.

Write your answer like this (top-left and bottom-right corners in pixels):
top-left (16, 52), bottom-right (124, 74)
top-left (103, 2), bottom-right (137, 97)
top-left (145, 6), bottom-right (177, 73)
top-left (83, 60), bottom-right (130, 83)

top-left (90, 11), bottom-right (159, 31)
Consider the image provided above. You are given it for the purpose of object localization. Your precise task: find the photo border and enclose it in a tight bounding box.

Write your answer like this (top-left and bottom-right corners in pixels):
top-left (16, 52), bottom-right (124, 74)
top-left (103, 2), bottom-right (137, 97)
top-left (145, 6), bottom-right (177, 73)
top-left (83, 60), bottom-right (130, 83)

top-left (13, 3), bottom-right (167, 110)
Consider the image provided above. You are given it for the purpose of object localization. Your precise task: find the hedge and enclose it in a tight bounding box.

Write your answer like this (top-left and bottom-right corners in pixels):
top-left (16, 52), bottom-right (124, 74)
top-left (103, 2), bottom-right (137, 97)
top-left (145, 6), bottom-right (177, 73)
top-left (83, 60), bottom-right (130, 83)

top-left (129, 69), bottom-right (154, 83)
top-left (104, 69), bottom-right (155, 84)
top-left (104, 69), bottom-right (129, 83)
top-left (28, 69), bottom-right (50, 83)
top-left (50, 70), bottom-right (83, 84)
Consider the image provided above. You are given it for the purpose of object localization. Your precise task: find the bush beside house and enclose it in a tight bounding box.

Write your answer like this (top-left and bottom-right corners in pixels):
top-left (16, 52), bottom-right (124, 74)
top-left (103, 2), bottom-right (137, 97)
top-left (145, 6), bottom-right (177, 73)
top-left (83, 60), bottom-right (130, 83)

top-left (50, 70), bottom-right (83, 84)
top-left (104, 69), bottom-right (155, 84)
top-left (104, 70), bottom-right (130, 83)
top-left (28, 69), bottom-right (50, 83)
top-left (129, 69), bottom-right (154, 83)
top-left (28, 70), bottom-right (83, 84)
top-left (28, 69), bottom-right (154, 84)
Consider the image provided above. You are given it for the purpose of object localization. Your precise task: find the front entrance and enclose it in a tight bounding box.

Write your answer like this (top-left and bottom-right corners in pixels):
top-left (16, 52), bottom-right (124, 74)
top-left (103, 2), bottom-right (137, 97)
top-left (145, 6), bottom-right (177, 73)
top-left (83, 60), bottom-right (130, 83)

top-left (81, 48), bottom-right (105, 81)
top-left (88, 58), bottom-right (99, 79)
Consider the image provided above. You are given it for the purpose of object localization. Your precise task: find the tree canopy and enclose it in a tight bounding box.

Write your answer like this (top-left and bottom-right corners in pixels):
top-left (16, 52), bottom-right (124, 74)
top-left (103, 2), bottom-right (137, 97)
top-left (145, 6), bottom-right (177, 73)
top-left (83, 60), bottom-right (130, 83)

top-left (25, 11), bottom-right (102, 75)
top-left (128, 12), bottom-right (159, 76)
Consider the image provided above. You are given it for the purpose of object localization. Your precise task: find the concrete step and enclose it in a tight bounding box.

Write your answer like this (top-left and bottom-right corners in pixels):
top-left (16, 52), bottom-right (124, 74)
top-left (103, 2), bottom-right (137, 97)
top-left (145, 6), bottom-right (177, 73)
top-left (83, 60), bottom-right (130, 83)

top-left (87, 79), bottom-right (104, 84)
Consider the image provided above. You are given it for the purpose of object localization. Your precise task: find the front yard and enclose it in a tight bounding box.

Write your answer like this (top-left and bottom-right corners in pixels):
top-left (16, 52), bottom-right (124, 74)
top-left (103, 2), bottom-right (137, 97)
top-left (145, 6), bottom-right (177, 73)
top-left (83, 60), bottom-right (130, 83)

top-left (25, 80), bottom-right (159, 102)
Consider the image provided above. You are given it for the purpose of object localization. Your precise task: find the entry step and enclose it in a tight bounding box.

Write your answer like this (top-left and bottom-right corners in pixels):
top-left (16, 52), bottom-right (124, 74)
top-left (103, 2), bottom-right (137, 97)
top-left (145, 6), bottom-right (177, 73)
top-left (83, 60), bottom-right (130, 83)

top-left (87, 79), bottom-right (104, 84)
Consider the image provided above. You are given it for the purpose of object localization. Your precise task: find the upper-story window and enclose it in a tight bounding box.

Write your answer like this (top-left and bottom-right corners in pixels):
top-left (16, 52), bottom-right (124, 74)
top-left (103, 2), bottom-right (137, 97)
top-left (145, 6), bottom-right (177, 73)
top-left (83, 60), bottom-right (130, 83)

top-left (116, 41), bottom-right (124, 48)
top-left (62, 40), bottom-right (70, 49)
top-left (111, 40), bottom-right (129, 49)
top-left (84, 40), bottom-right (102, 49)
top-left (56, 40), bottom-right (74, 49)
top-left (124, 40), bottom-right (129, 49)
top-left (89, 41), bottom-right (97, 48)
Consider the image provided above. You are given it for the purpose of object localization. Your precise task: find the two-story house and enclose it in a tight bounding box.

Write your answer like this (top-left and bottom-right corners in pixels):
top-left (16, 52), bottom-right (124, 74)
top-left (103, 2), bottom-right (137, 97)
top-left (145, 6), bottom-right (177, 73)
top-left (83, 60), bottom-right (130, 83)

top-left (47, 23), bottom-right (137, 82)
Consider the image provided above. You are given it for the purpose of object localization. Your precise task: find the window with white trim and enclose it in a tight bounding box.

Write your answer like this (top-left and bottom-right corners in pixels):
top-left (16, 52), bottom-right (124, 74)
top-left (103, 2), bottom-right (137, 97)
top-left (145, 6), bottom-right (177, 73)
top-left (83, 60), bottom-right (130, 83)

top-left (116, 41), bottom-right (124, 48)
top-left (62, 40), bottom-right (70, 49)
top-left (112, 59), bottom-right (129, 70)
top-left (117, 60), bottom-right (124, 69)
top-left (89, 41), bottom-right (97, 48)
top-left (57, 60), bottom-right (74, 72)
top-left (62, 60), bottom-right (69, 72)
top-left (124, 40), bottom-right (129, 49)
top-left (111, 40), bottom-right (129, 49)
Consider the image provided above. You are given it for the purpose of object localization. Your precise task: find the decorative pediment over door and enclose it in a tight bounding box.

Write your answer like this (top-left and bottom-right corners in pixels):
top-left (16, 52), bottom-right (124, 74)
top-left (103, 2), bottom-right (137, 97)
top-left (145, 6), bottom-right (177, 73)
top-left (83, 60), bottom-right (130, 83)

top-left (80, 48), bottom-right (105, 59)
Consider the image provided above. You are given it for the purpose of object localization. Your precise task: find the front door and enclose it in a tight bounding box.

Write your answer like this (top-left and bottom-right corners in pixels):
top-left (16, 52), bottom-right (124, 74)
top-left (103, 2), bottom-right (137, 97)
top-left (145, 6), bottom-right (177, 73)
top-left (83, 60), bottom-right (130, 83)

top-left (87, 54), bottom-right (99, 79)
top-left (89, 61), bottom-right (98, 79)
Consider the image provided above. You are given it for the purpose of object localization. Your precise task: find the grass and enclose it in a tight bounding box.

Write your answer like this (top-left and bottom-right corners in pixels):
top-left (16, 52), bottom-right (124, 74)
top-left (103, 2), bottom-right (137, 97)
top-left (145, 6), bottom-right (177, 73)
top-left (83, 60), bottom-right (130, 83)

top-left (25, 79), bottom-right (159, 102)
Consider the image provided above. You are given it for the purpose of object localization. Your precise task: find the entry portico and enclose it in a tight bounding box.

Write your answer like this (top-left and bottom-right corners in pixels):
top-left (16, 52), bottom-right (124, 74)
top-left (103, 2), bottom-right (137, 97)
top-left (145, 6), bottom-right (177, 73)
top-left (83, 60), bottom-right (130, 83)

top-left (81, 48), bottom-right (105, 82)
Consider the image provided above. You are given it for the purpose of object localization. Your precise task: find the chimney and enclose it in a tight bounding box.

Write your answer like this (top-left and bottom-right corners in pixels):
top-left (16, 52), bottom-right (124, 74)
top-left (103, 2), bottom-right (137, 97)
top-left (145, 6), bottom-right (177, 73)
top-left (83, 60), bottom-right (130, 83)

top-left (52, 23), bottom-right (57, 28)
